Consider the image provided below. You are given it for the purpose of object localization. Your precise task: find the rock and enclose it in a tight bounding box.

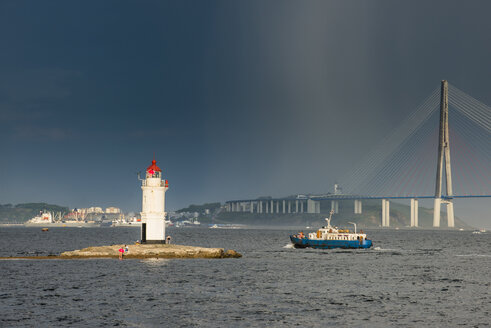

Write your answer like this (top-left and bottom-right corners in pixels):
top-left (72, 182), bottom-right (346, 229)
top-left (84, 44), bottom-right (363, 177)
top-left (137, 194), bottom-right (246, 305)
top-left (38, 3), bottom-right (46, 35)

top-left (57, 244), bottom-right (242, 259)
top-left (223, 249), bottom-right (242, 258)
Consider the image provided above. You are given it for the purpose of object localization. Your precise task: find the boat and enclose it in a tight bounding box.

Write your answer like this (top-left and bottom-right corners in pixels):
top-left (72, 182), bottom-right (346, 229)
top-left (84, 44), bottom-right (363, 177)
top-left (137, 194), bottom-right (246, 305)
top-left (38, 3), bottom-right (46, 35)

top-left (175, 219), bottom-right (201, 227)
top-left (111, 216), bottom-right (142, 227)
top-left (209, 224), bottom-right (244, 229)
top-left (25, 211), bottom-right (100, 227)
top-left (57, 220), bottom-right (100, 227)
top-left (25, 211), bottom-right (54, 225)
top-left (290, 210), bottom-right (373, 249)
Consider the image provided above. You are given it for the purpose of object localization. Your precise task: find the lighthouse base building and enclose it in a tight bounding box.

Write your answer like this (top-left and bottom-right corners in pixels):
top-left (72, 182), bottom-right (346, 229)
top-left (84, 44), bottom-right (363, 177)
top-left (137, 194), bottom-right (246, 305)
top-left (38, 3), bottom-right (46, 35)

top-left (140, 159), bottom-right (169, 244)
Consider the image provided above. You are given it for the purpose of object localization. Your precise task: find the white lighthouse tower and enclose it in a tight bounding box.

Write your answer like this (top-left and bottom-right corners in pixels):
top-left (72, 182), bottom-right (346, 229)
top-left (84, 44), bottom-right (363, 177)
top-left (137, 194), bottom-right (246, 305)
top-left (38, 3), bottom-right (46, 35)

top-left (140, 159), bottom-right (169, 243)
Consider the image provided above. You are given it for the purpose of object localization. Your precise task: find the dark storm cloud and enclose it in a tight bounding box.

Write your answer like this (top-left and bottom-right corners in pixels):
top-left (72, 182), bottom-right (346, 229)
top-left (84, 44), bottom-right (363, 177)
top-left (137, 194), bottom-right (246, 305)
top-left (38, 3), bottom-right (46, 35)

top-left (0, 1), bottom-right (489, 226)
top-left (0, 68), bottom-right (80, 141)
top-left (1, 68), bottom-right (78, 101)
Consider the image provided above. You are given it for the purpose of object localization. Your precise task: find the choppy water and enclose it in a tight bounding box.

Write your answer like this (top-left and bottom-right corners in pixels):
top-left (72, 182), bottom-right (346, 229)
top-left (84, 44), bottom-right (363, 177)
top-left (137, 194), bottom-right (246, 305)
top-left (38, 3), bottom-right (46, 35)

top-left (0, 227), bottom-right (490, 327)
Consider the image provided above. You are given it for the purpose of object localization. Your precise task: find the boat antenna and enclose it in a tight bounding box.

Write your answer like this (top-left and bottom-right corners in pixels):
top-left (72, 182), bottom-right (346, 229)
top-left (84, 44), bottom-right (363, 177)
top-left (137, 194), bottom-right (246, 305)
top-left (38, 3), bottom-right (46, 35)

top-left (325, 209), bottom-right (335, 227)
top-left (348, 221), bottom-right (357, 234)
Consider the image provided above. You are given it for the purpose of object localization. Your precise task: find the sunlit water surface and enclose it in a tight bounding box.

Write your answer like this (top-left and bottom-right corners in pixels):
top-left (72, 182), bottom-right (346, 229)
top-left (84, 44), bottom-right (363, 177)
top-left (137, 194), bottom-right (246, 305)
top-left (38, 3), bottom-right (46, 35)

top-left (0, 227), bottom-right (490, 327)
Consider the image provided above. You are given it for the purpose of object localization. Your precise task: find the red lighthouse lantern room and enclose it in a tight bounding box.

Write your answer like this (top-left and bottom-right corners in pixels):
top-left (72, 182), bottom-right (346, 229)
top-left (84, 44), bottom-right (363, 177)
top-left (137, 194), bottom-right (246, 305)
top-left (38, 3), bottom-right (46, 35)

top-left (146, 160), bottom-right (162, 179)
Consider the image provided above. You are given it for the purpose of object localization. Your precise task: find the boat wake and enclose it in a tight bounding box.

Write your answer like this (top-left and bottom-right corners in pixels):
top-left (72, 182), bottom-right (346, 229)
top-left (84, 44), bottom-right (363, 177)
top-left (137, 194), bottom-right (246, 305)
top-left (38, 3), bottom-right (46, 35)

top-left (455, 254), bottom-right (491, 258)
top-left (373, 247), bottom-right (401, 252)
top-left (283, 243), bottom-right (295, 249)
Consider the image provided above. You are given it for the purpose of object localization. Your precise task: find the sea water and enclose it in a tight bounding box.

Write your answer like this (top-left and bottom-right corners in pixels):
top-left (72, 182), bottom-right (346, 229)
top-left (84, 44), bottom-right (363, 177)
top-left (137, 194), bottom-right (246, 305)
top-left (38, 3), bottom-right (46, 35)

top-left (0, 227), bottom-right (490, 327)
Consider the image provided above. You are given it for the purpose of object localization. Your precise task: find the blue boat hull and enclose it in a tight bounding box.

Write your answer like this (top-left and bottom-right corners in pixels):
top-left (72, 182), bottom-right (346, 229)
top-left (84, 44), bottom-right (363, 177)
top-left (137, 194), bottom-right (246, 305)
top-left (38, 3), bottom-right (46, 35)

top-left (290, 235), bottom-right (373, 249)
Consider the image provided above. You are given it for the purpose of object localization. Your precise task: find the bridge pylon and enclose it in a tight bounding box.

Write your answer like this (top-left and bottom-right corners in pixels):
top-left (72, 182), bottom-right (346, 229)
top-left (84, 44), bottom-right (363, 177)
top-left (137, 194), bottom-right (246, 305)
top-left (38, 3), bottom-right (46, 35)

top-left (434, 80), bottom-right (455, 227)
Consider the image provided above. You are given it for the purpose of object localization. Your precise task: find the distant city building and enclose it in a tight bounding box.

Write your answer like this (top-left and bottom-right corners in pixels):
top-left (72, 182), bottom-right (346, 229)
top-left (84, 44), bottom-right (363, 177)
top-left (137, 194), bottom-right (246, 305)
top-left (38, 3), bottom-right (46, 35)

top-left (105, 207), bottom-right (121, 214)
top-left (87, 207), bottom-right (104, 214)
top-left (74, 207), bottom-right (104, 214)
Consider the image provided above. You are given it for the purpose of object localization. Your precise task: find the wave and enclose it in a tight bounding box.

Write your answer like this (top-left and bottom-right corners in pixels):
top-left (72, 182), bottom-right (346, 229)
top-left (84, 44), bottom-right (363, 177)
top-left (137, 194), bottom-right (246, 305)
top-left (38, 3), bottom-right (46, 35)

top-left (455, 254), bottom-right (491, 258)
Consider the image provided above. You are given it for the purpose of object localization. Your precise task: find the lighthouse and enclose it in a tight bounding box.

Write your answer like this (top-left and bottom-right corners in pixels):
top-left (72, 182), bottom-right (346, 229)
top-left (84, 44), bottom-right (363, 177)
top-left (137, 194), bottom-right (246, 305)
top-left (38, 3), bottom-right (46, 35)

top-left (140, 159), bottom-right (169, 243)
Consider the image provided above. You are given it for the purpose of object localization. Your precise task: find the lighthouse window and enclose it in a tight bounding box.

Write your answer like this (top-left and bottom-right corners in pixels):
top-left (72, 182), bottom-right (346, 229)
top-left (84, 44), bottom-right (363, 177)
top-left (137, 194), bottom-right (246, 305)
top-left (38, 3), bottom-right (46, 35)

top-left (147, 171), bottom-right (161, 178)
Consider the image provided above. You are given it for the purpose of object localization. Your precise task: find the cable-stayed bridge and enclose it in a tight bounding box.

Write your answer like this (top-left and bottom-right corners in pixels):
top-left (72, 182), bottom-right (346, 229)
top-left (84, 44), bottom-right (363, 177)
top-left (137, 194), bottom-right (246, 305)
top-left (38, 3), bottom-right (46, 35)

top-left (226, 81), bottom-right (490, 228)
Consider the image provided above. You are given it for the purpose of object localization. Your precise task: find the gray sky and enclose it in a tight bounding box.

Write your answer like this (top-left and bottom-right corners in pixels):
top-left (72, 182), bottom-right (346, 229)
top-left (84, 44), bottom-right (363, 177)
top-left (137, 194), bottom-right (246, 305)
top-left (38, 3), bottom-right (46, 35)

top-left (1, 1), bottom-right (490, 226)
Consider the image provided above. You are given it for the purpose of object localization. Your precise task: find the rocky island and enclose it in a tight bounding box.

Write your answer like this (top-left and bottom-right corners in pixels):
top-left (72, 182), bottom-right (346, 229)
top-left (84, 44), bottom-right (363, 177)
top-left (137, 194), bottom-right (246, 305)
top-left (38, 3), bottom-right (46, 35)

top-left (61, 244), bottom-right (241, 259)
top-left (0, 244), bottom-right (242, 260)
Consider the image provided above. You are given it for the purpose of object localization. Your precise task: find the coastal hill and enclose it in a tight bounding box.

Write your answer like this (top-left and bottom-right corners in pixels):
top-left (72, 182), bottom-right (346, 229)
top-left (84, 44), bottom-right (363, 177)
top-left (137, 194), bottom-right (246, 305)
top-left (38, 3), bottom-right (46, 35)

top-left (176, 202), bottom-right (221, 214)
top-left (0, 203), bottom-right (69, 223)
top-left (2, 200), bottom-right (472, 228)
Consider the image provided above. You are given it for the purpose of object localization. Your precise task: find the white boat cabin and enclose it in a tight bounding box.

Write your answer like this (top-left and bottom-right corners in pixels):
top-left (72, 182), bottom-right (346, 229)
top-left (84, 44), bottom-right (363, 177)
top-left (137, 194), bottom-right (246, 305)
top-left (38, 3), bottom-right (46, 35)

top-left (305, 211), bottom-right (368, 241)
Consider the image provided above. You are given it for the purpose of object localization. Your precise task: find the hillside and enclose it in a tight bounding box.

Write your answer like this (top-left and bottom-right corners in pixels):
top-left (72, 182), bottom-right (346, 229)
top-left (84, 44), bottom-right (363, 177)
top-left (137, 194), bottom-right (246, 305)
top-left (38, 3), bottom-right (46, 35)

top-left (0, 203), bottom-right (69, 223)
top-left (176, 202), bottom-right (221, 214)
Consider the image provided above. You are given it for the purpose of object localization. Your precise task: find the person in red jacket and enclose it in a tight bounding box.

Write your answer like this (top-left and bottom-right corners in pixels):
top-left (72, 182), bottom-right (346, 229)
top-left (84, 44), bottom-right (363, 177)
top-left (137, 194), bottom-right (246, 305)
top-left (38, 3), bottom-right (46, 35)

top-left (118, 246), bottom-right (124, 260)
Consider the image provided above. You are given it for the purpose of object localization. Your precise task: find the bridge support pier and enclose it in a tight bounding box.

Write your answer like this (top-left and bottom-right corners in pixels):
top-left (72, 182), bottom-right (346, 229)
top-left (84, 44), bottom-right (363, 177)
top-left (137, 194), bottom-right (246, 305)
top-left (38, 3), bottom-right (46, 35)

top-left (433, 198), bottom-right (441, 227)
top-left (434, 80), bottom-right (455, 228)
top-left (307, 199), bottom-right (320, 213)
top-left (410, 198), bottom-right (419, 227)
top-left (354, 200), bottom-right (362, 214)
top-left (382, 199), bottom-right (390, 227)
top-left (382, 199), bottom-right (385, 226)
top-left (331, 200), bottom-right (339, 214)
top-left (288, 201), bottom-right (291, 213)
top-left (283, 200), bottom-right (285, 214)
top-left (447, 200), bottom-right (455, 227)
top-left (433, 198), bottom-right (455, 227)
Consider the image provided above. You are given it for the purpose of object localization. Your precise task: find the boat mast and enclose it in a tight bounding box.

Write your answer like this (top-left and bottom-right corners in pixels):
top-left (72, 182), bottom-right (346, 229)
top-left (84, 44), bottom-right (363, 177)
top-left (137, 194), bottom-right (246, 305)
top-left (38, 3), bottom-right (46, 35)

top-left (325, 209), bottom-right (335, 228)
top-left (348, 222), bottom-right (357, 234)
